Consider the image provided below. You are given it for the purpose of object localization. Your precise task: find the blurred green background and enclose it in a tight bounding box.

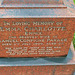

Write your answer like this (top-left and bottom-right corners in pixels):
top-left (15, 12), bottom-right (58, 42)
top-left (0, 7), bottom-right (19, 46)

top-left (73, 33), bottom-right (75, 49)
top-left (73, 0), bottom-right (75, 4)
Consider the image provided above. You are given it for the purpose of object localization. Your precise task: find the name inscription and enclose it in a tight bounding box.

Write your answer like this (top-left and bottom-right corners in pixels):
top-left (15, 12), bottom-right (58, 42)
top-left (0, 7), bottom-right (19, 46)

top-left (0, 18), bottom-right (73, 57)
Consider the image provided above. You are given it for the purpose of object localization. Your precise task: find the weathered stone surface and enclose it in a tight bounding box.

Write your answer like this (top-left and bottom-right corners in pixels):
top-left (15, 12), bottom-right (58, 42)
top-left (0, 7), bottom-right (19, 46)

top-left (3, 0), bottom-right (63, 4)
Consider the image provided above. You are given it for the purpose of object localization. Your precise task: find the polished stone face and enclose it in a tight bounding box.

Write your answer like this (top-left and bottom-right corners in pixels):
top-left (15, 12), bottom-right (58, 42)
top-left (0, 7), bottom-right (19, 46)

top-left (0, 18), bottom-right (74, 57)
top-left (0, 0), bottom-right (74, 58)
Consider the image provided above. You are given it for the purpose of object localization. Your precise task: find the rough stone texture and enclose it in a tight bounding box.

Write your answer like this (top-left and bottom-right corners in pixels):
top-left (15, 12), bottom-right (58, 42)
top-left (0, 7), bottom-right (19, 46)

top-left (3, 0), bottom-right (63, 4)
top-left (55, 65), bottom-right (75, 75)
top-left (0, 65), bottom-right (75, 75)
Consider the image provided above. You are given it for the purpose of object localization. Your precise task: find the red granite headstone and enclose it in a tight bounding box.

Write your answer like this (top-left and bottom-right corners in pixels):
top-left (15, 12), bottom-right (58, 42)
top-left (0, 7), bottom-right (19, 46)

top-left (0, 18), bottom-right (74, 57)
top-left (0, 0), bottom-right (75, 75)
top-left (0, 0), bottom-right (74, 57)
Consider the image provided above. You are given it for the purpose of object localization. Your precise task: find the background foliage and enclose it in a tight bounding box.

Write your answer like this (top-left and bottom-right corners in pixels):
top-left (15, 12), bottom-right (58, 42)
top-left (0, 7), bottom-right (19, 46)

top-left (73, 0), bottom-right (75, 4)
top-left (73, 33), bottom-right (75, 49)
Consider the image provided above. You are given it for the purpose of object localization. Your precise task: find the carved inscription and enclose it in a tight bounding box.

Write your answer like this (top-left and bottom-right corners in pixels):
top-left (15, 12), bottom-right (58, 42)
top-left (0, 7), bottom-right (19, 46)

top-left (0, 18), bottom-right (74, 57)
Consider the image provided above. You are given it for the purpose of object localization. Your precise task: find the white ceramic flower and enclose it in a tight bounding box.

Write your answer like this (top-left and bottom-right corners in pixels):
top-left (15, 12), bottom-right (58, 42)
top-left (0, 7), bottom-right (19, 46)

top-left (63, 0), bottom-right (75, 14)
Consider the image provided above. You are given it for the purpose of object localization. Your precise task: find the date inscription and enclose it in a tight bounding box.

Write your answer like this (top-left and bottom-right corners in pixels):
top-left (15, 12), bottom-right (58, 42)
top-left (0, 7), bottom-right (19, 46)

top-left (0, 18), bottom-right (74, 57)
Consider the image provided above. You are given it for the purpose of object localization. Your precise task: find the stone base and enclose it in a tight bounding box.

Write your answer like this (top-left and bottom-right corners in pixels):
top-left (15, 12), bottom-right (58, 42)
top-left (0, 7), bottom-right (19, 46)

top-left (0, 42), bottom-right (75, 75)
top-left (0, 65), bottom-right (75, 75)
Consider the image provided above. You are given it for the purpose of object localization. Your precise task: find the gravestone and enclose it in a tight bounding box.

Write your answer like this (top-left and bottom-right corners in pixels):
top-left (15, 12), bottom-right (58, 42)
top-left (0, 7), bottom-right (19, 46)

top-left (0, 0), bottom-right (74, 57)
